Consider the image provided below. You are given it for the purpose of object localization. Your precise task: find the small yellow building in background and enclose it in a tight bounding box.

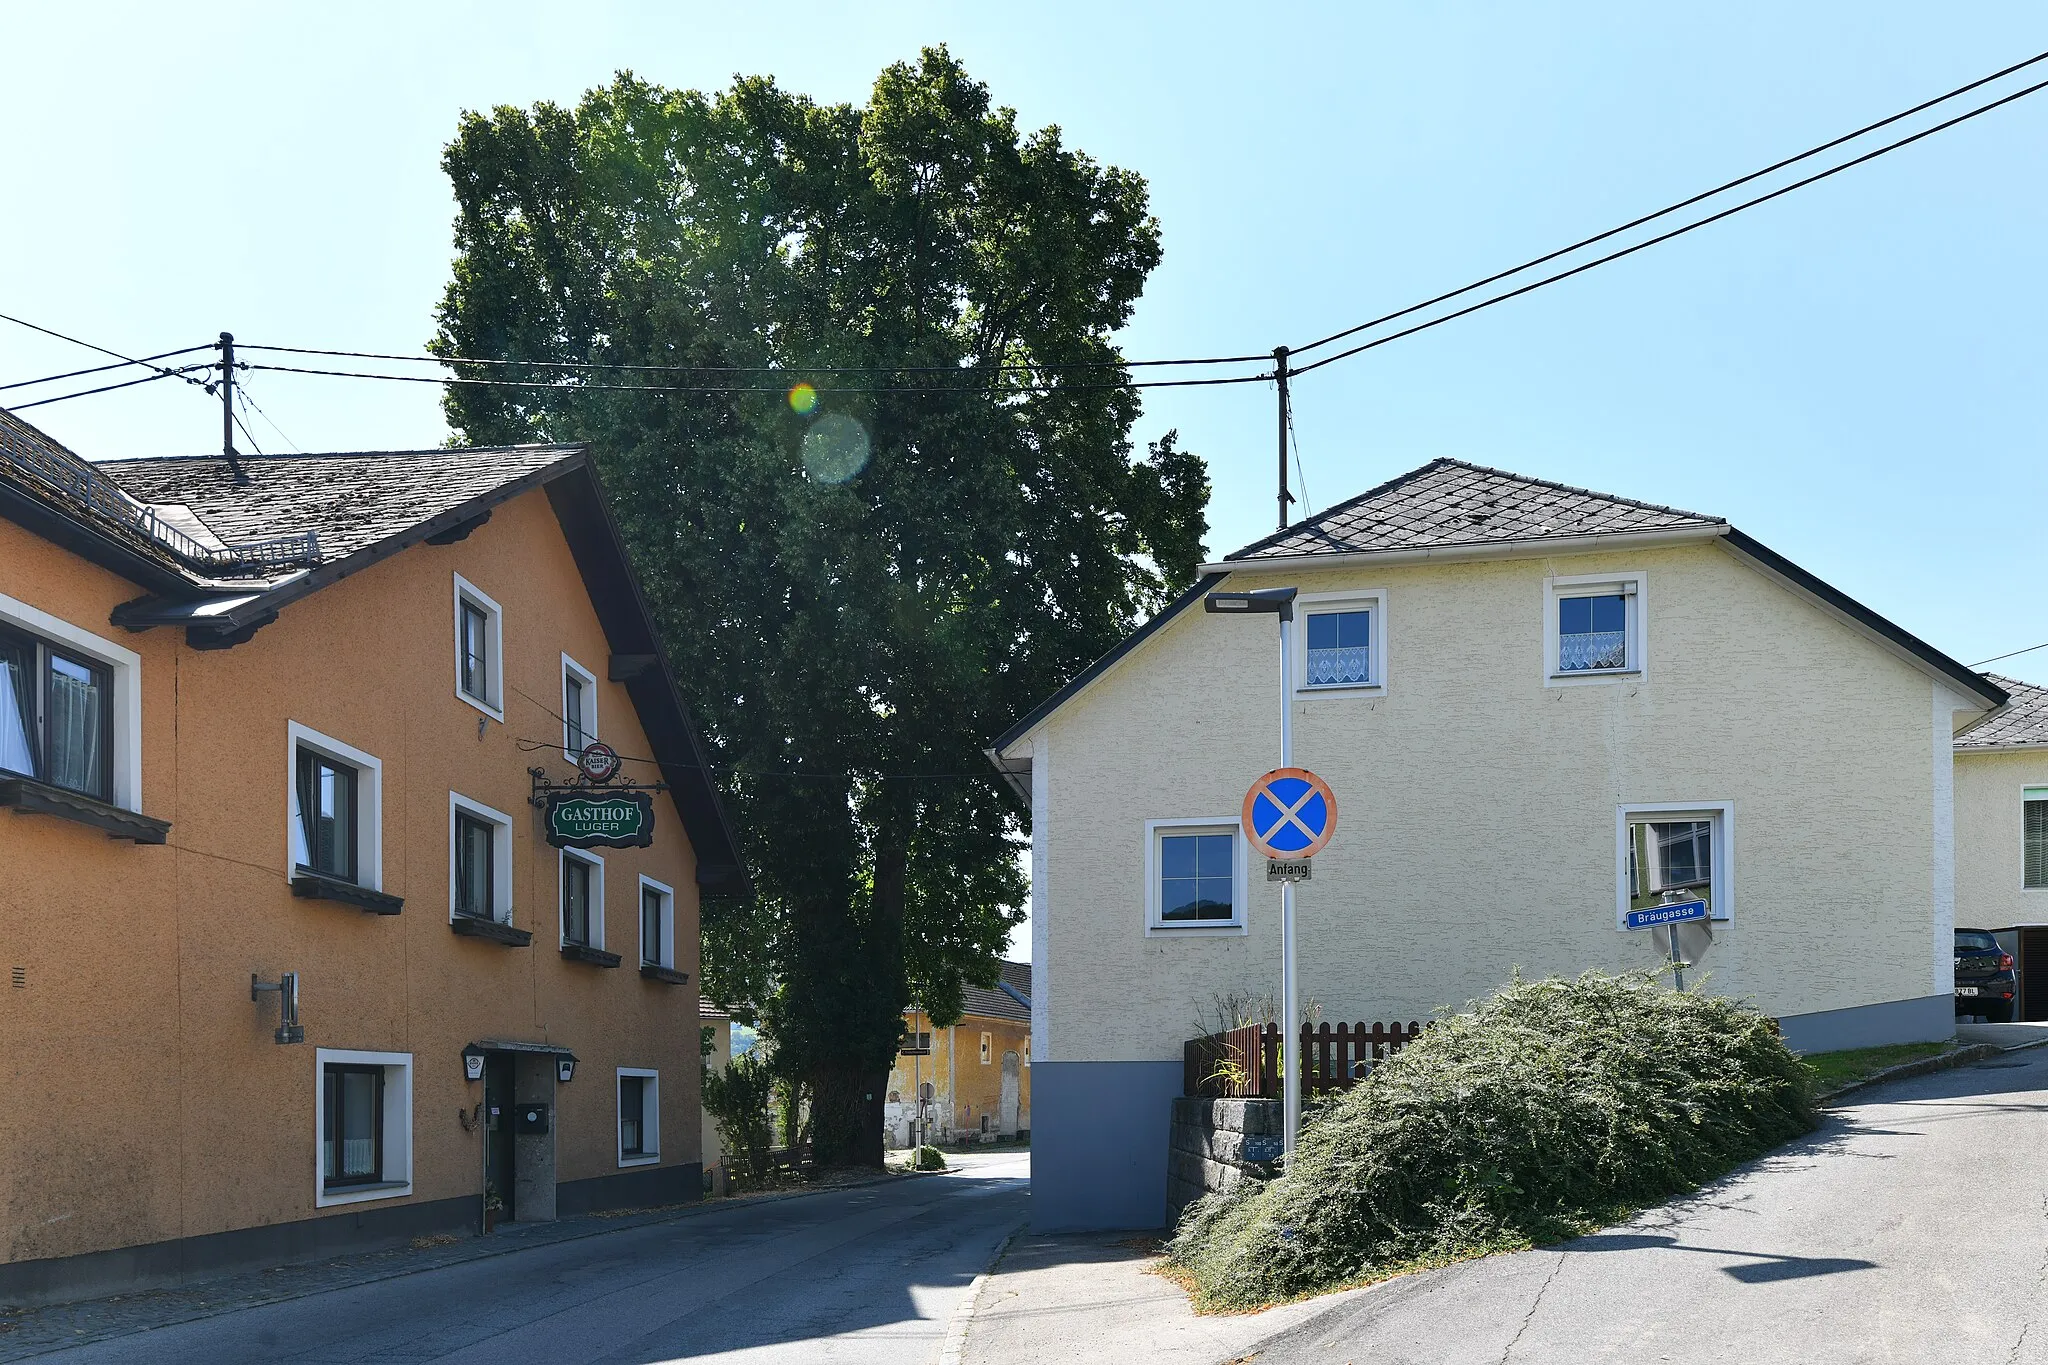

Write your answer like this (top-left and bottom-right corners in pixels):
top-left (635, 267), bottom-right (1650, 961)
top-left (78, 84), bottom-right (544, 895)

top-left (886, 962), bottom-right (1031, 1145)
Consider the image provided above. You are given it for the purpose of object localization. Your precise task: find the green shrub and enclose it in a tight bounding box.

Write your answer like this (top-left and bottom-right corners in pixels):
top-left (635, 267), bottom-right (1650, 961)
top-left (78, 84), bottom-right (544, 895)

top-left (910, 1144), bottom-right (947, 1171)
top-left (702, 1050), bottom-right (777, 1184)
top-left (1164, 970), bottom-right (1818, 1311)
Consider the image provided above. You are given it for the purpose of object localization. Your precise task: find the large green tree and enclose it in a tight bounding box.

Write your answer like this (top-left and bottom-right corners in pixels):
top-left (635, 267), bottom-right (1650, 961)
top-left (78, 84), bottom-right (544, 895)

top-left (434, 48), bottom-right (1209, 1164)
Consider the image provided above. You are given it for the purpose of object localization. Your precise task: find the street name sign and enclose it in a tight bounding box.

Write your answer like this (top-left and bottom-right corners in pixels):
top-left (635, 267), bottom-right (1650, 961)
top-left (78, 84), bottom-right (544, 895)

top-left (545, 791), bottom-right (655, 849)
top-left (1624, 898), bottom-right (1708, 932)
top-left (1266, 859), bottom-right (1313, 883)
top-left (1241, 767), bottom-right (1337, 860)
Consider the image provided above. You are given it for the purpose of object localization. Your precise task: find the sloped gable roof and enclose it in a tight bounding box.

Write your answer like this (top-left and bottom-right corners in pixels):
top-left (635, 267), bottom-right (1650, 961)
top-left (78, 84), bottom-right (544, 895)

top-left (959, 961), bottom-right (1033, 1024)
top-left (1957, 674), bottom-right (2048, 750)
top-left (1222, 458), bottom-right (1723, 563)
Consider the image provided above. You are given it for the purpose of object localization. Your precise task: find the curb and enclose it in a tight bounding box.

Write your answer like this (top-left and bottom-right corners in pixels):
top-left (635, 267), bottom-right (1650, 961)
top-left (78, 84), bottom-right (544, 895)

top-left (1817, 1042), bottom-right (2002, 1106)
top-left (936, 1220), bottom-right (1025, 1365)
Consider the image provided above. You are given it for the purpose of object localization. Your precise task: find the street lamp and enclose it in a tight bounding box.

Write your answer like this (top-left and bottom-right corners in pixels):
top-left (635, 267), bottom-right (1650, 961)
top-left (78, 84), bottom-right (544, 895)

top-left (1203, 586), bottom-right (1304, 1161)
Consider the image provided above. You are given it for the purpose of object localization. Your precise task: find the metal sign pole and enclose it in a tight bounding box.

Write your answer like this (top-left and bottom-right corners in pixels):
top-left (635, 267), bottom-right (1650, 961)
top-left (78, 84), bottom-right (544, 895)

top-left (1668, 924), bottom-right (1686, 992)
top-left (1278, 613), bottom-right (1300, 1164)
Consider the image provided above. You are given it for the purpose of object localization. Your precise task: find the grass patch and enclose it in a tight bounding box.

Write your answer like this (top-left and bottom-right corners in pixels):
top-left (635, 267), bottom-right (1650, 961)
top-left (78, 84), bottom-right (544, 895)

top-left (1798, 1041), bottom-right (1955, 1093)
top-left (1163, 970), bottom-right (1818, 1313)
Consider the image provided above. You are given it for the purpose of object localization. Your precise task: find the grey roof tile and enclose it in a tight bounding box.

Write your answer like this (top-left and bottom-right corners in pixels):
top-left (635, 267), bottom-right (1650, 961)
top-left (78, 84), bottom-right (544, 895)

top-left (1957, 675), bottom-right (2048, 749)
top-left (958, 961), bottom-right (1032, 1024)
top-left (1224, 458), bottom-right (1722, 561)
top-left (99, 445), bottom-right (582, 567)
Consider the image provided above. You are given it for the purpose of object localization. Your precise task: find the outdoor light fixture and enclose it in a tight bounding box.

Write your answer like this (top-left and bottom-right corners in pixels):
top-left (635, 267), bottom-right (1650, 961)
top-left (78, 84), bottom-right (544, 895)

top-left (463, 1045), bottom-right (486, 1082)
top-left (1204, 587), bottom-right (1297, 618)
top-left (557, 1055), bottom-right (577, 1083)
top-left (251, 972), bottom-right (304, 1045)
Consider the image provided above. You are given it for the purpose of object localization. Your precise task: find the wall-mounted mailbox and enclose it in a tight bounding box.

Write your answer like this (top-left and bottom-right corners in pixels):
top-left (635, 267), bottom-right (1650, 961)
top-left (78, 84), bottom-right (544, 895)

top-left (513, 1102), bottom-right (551, 1135)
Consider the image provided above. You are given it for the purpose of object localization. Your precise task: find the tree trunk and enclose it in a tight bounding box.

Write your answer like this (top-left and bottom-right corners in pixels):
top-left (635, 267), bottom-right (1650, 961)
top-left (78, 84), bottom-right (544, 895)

top-left (809, 1061), bottom-right (883, 1167)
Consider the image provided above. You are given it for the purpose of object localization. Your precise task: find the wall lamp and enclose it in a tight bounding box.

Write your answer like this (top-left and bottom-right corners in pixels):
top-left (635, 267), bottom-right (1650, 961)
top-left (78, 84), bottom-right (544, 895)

top-left (251, 972), bottom-right (304, 1045)
top-left (557, 1055), bottom-right (577, 1083)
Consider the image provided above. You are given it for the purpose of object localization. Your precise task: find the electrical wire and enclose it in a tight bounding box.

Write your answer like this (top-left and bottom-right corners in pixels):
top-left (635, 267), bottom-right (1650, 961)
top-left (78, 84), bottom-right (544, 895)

top-left (1973, 641), bottom-right (2048, 669)
top-left (0, 311), bottom-right (213, 388)
top-left (7, 365), bottom-right (211, 411)
top-left (235, 382), bottom-right (300, 453)
top-left (1290, 47), bottom-right (2048, 358)
top-left (1289, 72), bottom-right (2048, 378)
top-left (240, 360), bottom-right (1273, 396)
top-left (1285, 401), bottom-right (1311, 519)
top-left (239, 342), bottom-right (1271, 375)
top-left (0, 345), bottom-right (214, 394)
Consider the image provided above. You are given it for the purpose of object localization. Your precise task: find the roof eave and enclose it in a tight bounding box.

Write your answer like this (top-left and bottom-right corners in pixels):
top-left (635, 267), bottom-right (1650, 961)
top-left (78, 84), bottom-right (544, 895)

top-left (1955, 741), bottom-right (2048, 754)
top-left (1202, 523), bottom-right (1729, 576)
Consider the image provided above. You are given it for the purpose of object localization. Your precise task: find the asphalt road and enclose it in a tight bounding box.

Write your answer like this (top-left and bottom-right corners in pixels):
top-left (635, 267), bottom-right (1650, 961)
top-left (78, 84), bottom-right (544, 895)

top-left (1254, 1046), bottom-right (2048, 1364)
top-left (34, 1150), bottom-right (1028, 1364)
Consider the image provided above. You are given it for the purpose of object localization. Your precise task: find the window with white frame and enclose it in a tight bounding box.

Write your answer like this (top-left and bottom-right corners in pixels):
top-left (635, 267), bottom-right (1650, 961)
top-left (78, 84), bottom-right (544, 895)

top-left (449, 793), bottom-right (514, 922)
top-left (562, 654), bottom-right (597, 760)
top-left (288, 722), bottom-right (383, 889)
top-left (1294, 590), bottom-right (1386, 693)
top-left (561, 848), bottom-right (603, 948)
top-left (617, 1068), bottom-right (659, 1165)
top-left (452, 575), bottom-right (504, 719)
top-left (2026, 788), bottom-right (2048, 891)
top-left (1145, 819), bottom-right (1248, 933)
top-left (639, 876), bottom-right (675, 967)
top-left (0, 590), bottom-right (142, 811)
top-left (315, 1048), bottom-right (412, 1206)
top-left (1618, 803), bottom-right (1732, 926)
top-left (1547, 573), bottom-right (1644, 680)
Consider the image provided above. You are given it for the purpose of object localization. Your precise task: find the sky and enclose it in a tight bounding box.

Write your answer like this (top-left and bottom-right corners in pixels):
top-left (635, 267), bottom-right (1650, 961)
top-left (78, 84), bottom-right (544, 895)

top-left (6, 5), bottom-right (2047, 961)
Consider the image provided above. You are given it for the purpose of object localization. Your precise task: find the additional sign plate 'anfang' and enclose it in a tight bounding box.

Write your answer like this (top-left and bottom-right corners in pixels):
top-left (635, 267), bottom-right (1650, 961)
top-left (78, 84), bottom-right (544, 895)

top-left (545, 791), bottom-right (654, 849)
top-left (1266, 859), bottom-right (1313, 883)
top-left (1624, 898), bottom-right (1709, 931)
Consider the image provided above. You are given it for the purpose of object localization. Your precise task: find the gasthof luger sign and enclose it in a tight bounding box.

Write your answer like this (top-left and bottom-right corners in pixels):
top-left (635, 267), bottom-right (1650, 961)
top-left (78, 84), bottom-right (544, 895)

top-left (545, 791), bottom-right (654, 849)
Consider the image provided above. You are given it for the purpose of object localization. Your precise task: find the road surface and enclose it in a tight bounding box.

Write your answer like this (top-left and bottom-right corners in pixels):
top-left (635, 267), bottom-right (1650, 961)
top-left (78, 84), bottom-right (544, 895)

top-left (33, 1150), bottom-right (1027, 1364)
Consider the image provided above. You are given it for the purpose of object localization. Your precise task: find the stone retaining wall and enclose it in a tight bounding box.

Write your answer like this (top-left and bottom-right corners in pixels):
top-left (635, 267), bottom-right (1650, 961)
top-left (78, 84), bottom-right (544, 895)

top-left (1166, 1096), bottom-right (1282, 1224)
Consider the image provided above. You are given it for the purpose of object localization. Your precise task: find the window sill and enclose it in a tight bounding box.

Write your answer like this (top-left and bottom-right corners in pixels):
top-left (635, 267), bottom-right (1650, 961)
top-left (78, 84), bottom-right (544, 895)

top-left (0, 776), bottom-right (169, 844)
top-left (456, 689), bottom-right (505, 723)
top-left (450, 915), bottom-right (532, 947)
top-left (293, 870), bottom-right (403, 915)
top-left (316, 1179), bottom-right (412, 1208)
top-left (560, 943), bottom-right (622, 968)
top-left (1295, 682), bottom-right (1385, 698)
top-left (1547, 668), bottom-right (1641, 685)
top-left (639, 964), bottom-right (691, 986)
top-left (617, 1154), bottom-right (660, 1168)
top-left (1146, 921), bottom-right (1248, 938)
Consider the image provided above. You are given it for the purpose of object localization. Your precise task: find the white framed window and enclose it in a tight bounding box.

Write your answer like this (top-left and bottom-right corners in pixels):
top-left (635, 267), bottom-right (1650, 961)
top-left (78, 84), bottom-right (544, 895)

top-left (448, 792), bottom-right (515, 923)
top-left (639, 875), bottom-right (675, 967)
top-left (1616, 801), bottom-right (1733, 928)
top-left (1144, 817), bottom-right (1249, 936)
top-left (2025, 787), bottom-right (2048, 891)
top-left (314, 1048), bottom-right (413, 1207)
top-left (1293, 589), bottom-right (1387, 695)
top-left (561, 653), bottom-right (597, 761)
top-left (979, 1031), bottom-right (993, 1065)
top-left (287, 722), bottom-right (383, 889)
top-left (560, 847), bottom-right (604, 948)
top-left (452, 574), bottom-right (504, 721)
top-left (617, 1067), bottom-right (660, 1166)
top-left (1546, 572), bottom-right (1645, 683)
top-left (0, 589), bottom-right (142, 812)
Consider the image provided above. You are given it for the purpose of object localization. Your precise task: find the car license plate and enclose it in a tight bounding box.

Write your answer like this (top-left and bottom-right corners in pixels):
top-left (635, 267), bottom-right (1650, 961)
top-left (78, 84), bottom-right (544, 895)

top-left (1957, 986), bottom-right (1981, 997)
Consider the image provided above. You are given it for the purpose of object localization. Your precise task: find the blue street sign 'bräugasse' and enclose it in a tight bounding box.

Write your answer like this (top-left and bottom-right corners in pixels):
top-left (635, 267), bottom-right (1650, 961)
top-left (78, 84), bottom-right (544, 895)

top-left (1624, 898), bottom-right (1708, 931)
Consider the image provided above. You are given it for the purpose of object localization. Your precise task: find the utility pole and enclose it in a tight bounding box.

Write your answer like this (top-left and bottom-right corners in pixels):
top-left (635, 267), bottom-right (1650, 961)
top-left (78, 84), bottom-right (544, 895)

top-left (218, 331), bottom-right (246, 484)
top-left (1273, 345), bottom-right (1292, 532)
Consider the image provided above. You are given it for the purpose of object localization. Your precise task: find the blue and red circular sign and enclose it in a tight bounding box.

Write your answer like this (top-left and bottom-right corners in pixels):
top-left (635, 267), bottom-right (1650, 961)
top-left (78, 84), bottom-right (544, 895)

top-left (1241, 767), bottom-right (1337, 859)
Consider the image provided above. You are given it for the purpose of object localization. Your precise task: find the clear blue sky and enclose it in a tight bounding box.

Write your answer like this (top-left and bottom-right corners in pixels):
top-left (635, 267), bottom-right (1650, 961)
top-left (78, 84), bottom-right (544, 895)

top-left (6, 6), bottom-right (2045, 962)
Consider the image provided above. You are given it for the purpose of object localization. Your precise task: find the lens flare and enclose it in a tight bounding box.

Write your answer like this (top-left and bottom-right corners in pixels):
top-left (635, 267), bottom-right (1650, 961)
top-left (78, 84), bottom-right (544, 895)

top-left (802, 412), bottom-right (872, 485)
top-left (787, 383), bottom-right (819, 415)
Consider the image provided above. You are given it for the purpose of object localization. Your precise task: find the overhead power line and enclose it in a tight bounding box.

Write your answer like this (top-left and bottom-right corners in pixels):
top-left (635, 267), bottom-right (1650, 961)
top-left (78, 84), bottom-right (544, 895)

top-left (1973, 640), bottom-right (2048, 669)
top-left (240, 342), bottom-right (1271, 375)
top-left (0, 345), bottom-right (213, 394)
top-left (0, 311), bottom-right (213, 388)
top-left (1289, 68), bottom-right (2048, 378)
top-left (1291, 46), bottom-right (2048, 358)
top-left (8, 364), bottom-right (212, 411)
top-left (238, 360), bottom-right (1272, 396)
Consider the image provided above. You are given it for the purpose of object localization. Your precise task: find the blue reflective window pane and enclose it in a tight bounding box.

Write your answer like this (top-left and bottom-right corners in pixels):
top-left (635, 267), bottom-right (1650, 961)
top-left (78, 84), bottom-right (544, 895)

top-left (1160, 878), bottom-right (1203, 920)
top-left (1306, 610), bottom-right (1372, 686)
top-left (1195, 877), bottom-right (1233, 919)
top-left (1337, 611), bottom-right (1369, 648)
top-left (1590, 594), bottom-right (1626, 633)
top-left (1196, 833), bottom-right (1233, 878)
top-left (1307, 613), bottom-right (1340, 650)
top-left (1560, 596), bottom-right (1591, 635)
top-left (1160, 835), bottom-right (1199, 880)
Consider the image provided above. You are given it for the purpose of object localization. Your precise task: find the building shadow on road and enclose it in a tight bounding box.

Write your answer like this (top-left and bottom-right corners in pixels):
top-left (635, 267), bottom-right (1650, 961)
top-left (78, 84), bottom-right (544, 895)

top-left (1559, 1231), bottom-right (1875, 1281)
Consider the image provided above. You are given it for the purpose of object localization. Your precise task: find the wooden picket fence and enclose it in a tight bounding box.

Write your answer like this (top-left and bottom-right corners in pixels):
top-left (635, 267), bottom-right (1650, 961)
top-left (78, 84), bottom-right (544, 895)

top-left (1184, 1020), bottom-right (1425, 1099)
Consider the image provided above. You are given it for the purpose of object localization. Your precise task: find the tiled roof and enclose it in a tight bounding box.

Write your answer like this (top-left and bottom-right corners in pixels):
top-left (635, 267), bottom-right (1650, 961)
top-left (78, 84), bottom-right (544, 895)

top-left (959, 961), bottom-right (1032, 1024)
top-left (1957, 675), bottom-right (2048, 749)
top-left (1223, 458), bottom-right (1722, 562)
top-left (699, 997), bottom-right (732, 1021)
top-left (100, 445), bottom-right (582, 567)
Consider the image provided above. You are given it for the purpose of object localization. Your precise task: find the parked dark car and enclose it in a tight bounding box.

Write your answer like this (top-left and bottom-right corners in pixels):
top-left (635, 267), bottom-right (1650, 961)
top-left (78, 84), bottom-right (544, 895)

top-left (1956, 928), bottom-right (2018, 1022)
